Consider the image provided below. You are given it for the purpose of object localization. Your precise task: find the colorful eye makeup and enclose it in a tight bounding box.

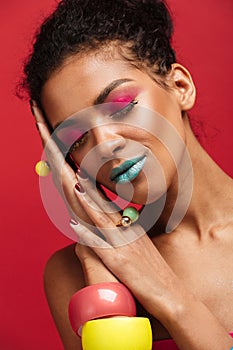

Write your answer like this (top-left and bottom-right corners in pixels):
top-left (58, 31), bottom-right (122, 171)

top-left (53, 86), bottom-right (140, 153)
top-left (109, 99), bottom-right (138, 119)
top-left (112, 95), bottom-right (135, 104)
top-left (104, 90), bottom-right (139, 119)
top-left (69, 132), bottom-right (88, 152)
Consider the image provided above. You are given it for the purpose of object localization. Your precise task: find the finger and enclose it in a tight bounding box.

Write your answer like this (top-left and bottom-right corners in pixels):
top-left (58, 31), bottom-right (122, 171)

top-left (31, 103), bottom-right (51, 146)
top-left (70, 221), bottom-right (111, 248)
top-left (32, 104), bottom-right (63, 164)
top-left (32, 104), bottom-right (77, 187)
top-left (77, 176), bottom-right (145, 245)
top-left (36, 121), bottom-right (71, 191)
top-left (73, 185), bottom-right (144, 246)
top-left (32, 104), bottom-right (74, 183)
top-left (78, 175), bottom-right (122, 222)
top-left (32, 104), bottom-right (66, 170)
top-left (75, 243), bottom-right (118, 284)
top-left (38, 131), bottom-right (93, 226)
top-left (31, 101), bottom-right (47, 123)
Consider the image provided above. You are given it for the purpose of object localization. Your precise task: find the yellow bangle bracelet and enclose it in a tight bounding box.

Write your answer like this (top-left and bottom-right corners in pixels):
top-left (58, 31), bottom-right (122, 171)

top-left (81, 316), bottom-right (152, 350)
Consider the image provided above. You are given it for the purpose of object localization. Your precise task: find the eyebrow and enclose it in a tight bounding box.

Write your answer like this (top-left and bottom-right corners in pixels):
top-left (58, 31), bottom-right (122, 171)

top-left (54, 78), bottom-right (133, 129)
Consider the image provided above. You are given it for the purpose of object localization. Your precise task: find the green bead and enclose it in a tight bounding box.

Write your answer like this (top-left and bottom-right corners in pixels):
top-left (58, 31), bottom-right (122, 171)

top-left (122, 207), bottom-right (139, 223)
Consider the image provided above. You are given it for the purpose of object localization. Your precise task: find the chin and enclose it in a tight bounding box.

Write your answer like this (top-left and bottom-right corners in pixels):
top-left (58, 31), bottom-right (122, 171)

top-left (104, 179), bottom-right (167, 207)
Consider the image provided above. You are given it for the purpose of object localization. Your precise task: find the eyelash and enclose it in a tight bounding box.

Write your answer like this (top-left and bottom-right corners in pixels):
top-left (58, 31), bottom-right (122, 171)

top-left (109, 99), bottom-right (138, 119)
top-left (69, 132), bottom-right (88, 153)
top-left (69, 99), bottom-right (138, 153)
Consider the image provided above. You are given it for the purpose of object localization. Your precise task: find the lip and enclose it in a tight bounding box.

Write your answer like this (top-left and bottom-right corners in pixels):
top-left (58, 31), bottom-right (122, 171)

top-left (110, 155), bottom-right (147, 184)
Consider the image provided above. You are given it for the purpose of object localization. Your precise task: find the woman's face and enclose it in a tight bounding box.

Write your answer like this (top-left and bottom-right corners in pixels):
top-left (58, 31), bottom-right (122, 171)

top-left (41, 52), bottom-right (192, 204)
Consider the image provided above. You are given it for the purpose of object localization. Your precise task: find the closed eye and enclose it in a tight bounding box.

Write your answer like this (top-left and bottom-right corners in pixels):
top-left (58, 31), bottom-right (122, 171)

top-left (109, 100), bottom-right (138, 119)
top-left (69, 132), bottom-right (88, 152)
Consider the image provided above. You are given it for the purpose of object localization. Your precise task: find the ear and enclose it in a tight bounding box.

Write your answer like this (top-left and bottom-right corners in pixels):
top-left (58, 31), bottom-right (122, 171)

top-left (169, 63), bottom-right (196, 111)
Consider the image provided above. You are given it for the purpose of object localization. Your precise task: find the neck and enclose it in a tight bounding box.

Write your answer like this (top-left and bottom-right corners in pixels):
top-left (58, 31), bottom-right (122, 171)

top-left (148, 118), bottom-right (233, 239)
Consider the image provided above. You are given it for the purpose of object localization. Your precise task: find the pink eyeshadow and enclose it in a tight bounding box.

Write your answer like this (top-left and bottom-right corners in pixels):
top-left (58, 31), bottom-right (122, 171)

top-left (111, 95), bottom-right (133, 104)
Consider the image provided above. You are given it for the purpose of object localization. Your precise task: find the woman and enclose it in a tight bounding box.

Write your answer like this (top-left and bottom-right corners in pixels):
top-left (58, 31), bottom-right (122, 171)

top-left (20, 0), bottom-right (233, 349)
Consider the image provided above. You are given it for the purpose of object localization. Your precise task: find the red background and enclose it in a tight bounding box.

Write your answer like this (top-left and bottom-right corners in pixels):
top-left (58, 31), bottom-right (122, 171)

top-left (0, 1), bottom-right (232, 349)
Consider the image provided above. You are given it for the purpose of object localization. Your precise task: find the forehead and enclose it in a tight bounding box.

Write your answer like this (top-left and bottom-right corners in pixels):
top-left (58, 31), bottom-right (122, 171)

top-left (41, 52), bottom-right (147, 126)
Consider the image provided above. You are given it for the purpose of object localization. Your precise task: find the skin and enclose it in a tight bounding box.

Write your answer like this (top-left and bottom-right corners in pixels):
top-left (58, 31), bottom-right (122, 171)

top-left (33, 50), bottom-right (233, 350)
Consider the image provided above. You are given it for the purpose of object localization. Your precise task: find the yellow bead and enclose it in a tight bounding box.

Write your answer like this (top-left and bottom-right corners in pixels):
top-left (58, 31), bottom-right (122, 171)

top-left (35, 160), bottom-right (51, 177)
top-left (81, 317), bottom-right (152, 350)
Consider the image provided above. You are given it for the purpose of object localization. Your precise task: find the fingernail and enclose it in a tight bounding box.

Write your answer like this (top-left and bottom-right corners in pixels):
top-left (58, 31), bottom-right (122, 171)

top-left (79, 169), bottom-right (88, 179)
top-left (75, 182), bottom-right (85, 193)
top-left (70, 218), bottom-right (79, 225)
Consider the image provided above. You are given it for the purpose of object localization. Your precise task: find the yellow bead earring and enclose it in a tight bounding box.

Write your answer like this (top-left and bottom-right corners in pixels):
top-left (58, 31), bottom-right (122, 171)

top-left (35, 160), bottom-right (51, 177)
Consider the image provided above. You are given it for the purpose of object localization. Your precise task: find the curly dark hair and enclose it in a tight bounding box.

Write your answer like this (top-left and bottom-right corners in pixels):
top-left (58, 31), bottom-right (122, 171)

top-left (19, 0), bottom-right (176, 105)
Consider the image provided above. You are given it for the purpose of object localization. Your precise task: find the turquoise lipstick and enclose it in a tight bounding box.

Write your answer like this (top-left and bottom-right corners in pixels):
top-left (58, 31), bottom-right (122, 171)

top-left (110, 155), bottom-right (146, 184)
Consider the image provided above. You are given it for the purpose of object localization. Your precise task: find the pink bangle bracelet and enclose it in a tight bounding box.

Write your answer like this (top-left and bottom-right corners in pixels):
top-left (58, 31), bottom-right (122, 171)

top-left (68, 282), bottom-right (136, 336)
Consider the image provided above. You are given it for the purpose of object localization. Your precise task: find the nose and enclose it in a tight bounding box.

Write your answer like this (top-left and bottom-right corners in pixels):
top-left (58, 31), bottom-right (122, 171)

top-left (92, 126), bottom-right (126, 159)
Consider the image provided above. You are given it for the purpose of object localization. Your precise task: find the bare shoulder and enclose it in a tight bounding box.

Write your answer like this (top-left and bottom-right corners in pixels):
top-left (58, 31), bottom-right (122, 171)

top-left (44, 244), bottom-right (84, 350)
top-left (44, 243), bottom-right (85, 291)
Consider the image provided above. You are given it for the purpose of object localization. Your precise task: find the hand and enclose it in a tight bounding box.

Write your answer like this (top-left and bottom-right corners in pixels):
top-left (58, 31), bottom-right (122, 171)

top-left (32, 102), bottom-right (119, 285)
top-left (75, 243), bottom-right (119, 285)
top-left (70, 176), bottom-right (182, 322)
top-left (32, 102), bottom-right (96, 225)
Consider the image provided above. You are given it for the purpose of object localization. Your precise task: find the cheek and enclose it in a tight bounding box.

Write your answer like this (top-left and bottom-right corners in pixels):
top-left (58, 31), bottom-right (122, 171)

top-left (152, 142), bottom-right (179, 183)
top-left (71, 151), bottom-right (86, 169)
top-left (71, 145), bottom-right (107, 179)
top-left (144, 134), bottom-right (179, 175)
top-left (142, 87), bottom-right (185, 136)
top-left (138, 120), bottom-right (187, 195)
